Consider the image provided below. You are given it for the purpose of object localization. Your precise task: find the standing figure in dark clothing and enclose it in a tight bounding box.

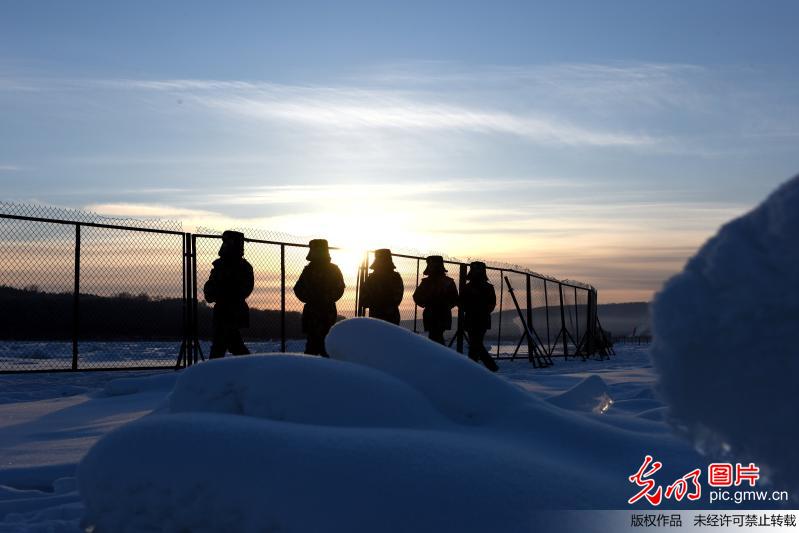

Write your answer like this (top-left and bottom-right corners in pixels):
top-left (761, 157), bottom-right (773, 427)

top-left (412, 255), bottom-right (458, 344)
top-left (460, 261), bottom-right (499, 372)
top-left (360, 248), bottom-right (403, 325)
top-left (293, 239), bottom-right (345, 357)
top-left (203, 230), bottom-right (254, 359)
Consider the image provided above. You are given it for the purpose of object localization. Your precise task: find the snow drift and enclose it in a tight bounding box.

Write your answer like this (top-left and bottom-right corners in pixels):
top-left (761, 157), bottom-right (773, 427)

top-left (78, 319), bottom-right (699, 532)
top-left (651, 174), bottom-right (799, 489)
top-left (546, 374), bottom-right (613, 414)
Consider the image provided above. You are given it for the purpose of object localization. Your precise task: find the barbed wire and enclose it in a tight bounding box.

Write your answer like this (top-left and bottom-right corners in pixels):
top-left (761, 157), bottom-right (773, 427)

top-left (198, 226), bottom-right (594, 290)
top-left (0, 201), bottom-right (182, 232)
top-left (0, 203), bottom-right (591, 290)
top-left (195, 226), bottom-right (313, 246)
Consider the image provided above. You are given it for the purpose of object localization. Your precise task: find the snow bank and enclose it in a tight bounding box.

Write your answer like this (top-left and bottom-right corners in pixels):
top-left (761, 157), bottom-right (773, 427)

top-left (651, 174), bottom-right (799, 488)
top-left (78, 319), bottom-right (701, 531)
top-left (169, 354), bottom-right (447, 428)
top-left (326, 318), bottom-right (533, 425)
top-left (80, 412), bottom-right (579, 532)
top-left (102, 372), bottom-right (178, 397)
top-left (546, 375), bottom-right (613, 414)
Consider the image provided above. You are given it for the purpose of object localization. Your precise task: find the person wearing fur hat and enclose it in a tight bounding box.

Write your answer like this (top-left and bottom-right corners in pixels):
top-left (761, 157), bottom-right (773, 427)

top-left (412, 255), bottom-right (458, 344)
top-left (360, 249), bottom-right (404, 325)
top-left (459, 261), bottom-right (499, 372)
top-left (203, 230), bottom-right (254, 358)
top-left (293, 239), bottom-right (345, 356)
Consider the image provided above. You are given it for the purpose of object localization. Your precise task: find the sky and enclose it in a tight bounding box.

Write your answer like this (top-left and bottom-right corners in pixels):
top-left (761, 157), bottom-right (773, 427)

top-left (1, 0), bottom-right (798, 302)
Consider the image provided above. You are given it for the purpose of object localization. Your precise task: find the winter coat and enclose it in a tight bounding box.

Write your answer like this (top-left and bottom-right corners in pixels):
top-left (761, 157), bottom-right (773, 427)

top-left (294, 260), bottom-right (345, 333)
top-left (360, 269), bottom-right (403, 325)
top-left (459, 280), bottom-right (496, 332)
top-left (412, 274), bottom-right (458, 332)
top-left (203, 257), bottom-right (255, 328)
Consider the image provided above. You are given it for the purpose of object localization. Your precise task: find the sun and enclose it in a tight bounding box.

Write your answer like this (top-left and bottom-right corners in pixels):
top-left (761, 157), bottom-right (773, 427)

top-left (329, 247), bottom-right (368, 283)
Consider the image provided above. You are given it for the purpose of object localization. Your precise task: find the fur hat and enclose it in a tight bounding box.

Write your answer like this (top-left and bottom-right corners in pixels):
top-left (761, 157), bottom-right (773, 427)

top-left (423, 255), bottom-right (447, 275)
top-left (306, 239), bottom-right (331, 261)
top-left (370, 248), bottom-right (396, 270)
top-left (466, 261), bottom-right (488, 281)
top-left (219, 230), bottom-right (245, 257)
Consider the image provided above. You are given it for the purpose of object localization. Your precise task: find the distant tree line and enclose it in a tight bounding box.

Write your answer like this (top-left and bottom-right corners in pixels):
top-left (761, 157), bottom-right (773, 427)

top-left (0, 285), bottom-right (625, 343)
top-left (0, 285), bottom-right (303, 341)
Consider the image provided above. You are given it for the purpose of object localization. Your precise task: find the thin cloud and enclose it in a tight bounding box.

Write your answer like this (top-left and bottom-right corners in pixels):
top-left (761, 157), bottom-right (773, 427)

top-left (85, 203), bottom-right (217, 219)
top-left (7, 62), bottom-right (796, 150)
top-left (196, 93), bottom-right (654, 147)
top-left (106, 75), bottom-right (657, 147)
top-left (197, 179), bottom-right (572, 206)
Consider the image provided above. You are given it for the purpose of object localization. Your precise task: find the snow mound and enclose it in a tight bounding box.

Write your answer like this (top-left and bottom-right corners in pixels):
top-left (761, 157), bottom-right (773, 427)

top-left (326, 318), bottom-right (532, 425)
top-left (170, 354), bottom-right (447, 428)
top-left (546, 375), bottom-right (614, 414)
top-left (102, 372), bottom-right (178, 397)
top-left (651, 174), bottom-right (799, 488)
top-left (79, 319), bottom-right (701, 531)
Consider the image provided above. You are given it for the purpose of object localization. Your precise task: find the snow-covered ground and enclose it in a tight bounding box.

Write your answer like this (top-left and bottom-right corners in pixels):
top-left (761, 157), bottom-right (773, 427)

top-left (0, 336), bottom-right (677, 532)
top-left (0, 338), bottom-right (558, 372)
top-left (0, 340), bottom-right (308, 372)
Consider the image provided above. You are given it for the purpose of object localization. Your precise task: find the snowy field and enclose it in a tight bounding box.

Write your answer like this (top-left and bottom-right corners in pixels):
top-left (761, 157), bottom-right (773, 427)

top-left (0, 335), bottom-right (687, 532)
top-left (0, 338), bottom-right (555, 372)
top-left (0, 340), bottom-right (649, 528)
top-left (0, 341), bottom-right (307, 372)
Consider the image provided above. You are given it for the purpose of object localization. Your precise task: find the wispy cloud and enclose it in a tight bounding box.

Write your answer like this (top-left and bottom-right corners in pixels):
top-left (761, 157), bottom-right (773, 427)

top-left (195, 178), bottom-right (576, 206)
top-left (360, 61), bottom-right (710, 106)
top-left (84, 203), bottom-right (217, 220)
top-left (112, 77), bottom-right (655, 147)
top-left (200, 95), bottom-right (653, 147)
top-left (6, 62), bottom-right (797, 154)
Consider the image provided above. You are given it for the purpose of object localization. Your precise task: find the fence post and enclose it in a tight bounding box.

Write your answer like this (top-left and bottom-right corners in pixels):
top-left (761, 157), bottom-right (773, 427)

top-left (179, 233), bottom-right (188, 368)
top-left (185, 234), bottom-right (192, 366)
top-left (525, 275), bottom-right (534, 363)
top-left (413, 258), bottom-right (419, 333)
top-left (543, 279), bottom-right (550, 354)
top-left (187, 233), bottom-right (195, 366)
top-left (362, 252), bottom-right (369, 316)
top-left (574, 286), bottom-right (580, 352)
top-left (586, 288), bottom-right (595, 355)
top-left (355, 251), bottom-right (367, 317)
top-left (559, 282), bottom-right (569, 358)
top-left (496, 269), bottom-right (504, 357)
top-left (354, 253), bottom-right (360, 316)
top-left (280, 244), bottom-right (286, 352)
top-left (456, 263), bottom-right (466, 353)
top-left (72, 224), bottom-right (80, 370)
top-left (191, 234), bottom-right (200, 364)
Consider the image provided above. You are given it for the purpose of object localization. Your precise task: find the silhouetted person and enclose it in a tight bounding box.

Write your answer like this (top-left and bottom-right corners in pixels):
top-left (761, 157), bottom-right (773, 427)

top-left (203, 230), bottom-right (254, 359)
top-left (412, 255), bottom-right (458, 344)
top-left (360, 248), bottom-right (403, 325)
top-left (460, 261), bottom-right (499, 372)
top-left (294, 239), bottom-right (345, 357)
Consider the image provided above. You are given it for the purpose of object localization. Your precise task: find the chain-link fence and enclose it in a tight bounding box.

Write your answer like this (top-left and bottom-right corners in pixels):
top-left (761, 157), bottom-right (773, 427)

top-left (1, 204), bottom-right (604, 373)
top-left (0, 203), bottom-right (186, 372)
top-left (360, 251), bottom-right (601, 368)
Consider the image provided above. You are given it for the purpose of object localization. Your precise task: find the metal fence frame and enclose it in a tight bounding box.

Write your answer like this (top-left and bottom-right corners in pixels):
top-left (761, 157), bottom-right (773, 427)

top-left (0, 210), bottom-right (602, 373)
top-left (0, 211), bottom-right (189, 373)
top-left (355, 251), bottom-right (601, 368)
